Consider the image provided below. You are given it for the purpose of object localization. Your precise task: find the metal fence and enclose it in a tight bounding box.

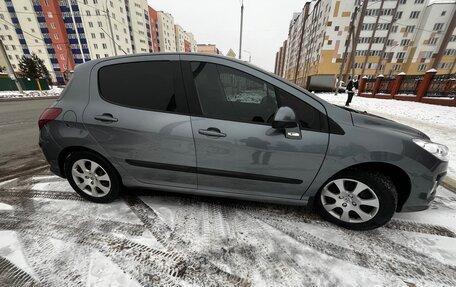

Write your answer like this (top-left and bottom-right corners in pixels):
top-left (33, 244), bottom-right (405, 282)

top-left (397, 75), bottom-right (422, 95)
top-left (426, 74), bottom-right (456, 98)
top-left (377, 78), bottom-right (394, 94)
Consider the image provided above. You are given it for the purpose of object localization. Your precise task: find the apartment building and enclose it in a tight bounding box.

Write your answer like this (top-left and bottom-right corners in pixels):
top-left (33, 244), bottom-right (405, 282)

top-left (197, 44), bottom-right (222, 55)
top-left (174, 24), bottom-right (196, 52)
top-left (0, 0), bottom-right (198, 84)
top-left (275, 0), bottom-right (456, 90)
top-left (148, 6), bottom-right (159, 53)
top-left (156, 11), bottom-right (176, 52)
top-left (274, 40), bottom-right (287, 78)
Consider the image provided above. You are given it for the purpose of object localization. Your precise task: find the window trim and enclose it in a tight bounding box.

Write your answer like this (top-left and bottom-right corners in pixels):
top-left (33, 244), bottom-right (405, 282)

top-left (96, 60), bottom-right (190, 115)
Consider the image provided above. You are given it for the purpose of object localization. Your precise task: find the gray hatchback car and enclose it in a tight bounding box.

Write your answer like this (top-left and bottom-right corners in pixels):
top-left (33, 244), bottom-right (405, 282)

top-left (39, 53), bottom-right (448, 230)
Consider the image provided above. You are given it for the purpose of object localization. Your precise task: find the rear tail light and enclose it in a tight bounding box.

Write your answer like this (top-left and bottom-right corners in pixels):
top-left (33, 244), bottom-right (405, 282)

top-left (38, 108), bottom-right (62, 129)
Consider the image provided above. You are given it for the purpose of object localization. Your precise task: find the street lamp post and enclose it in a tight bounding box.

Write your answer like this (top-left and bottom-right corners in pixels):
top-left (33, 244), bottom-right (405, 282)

top-left (238, 0), bottom-right (244, 60)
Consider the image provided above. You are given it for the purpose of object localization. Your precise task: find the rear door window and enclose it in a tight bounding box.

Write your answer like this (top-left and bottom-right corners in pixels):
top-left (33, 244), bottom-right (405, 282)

top-left (98, 61), bottom-right (187, 114)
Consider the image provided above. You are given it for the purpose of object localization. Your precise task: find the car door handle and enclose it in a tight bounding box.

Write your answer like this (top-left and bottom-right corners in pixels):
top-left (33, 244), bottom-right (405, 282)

top-left (198, 127), bottom-right (226, 138)
top-left (94, 113), bottom-right (118, 123)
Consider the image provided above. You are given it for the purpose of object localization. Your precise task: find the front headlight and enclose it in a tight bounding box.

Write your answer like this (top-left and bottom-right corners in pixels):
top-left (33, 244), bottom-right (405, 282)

top-left (413, 139), bottom-right (449, 162)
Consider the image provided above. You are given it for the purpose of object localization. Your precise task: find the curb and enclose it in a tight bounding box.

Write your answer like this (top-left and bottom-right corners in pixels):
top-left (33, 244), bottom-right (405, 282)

top-left (0, 96), bottom-right (59, 102)
top-left (441, 176), bottom-right (456, 194)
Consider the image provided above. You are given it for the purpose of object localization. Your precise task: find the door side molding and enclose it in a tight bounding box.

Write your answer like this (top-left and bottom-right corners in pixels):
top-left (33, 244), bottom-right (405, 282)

top-left (125, 159), bottom-right (303, 184)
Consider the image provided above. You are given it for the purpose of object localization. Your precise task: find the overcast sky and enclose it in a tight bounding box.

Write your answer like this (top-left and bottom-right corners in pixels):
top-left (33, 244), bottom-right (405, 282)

top-left (147, 0), bottom-right (304, 72)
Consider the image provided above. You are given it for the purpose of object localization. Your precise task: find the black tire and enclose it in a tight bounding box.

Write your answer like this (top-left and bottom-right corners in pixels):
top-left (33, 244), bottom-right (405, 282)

top-left (316, 169), bottom-right (398, 230)
top-left (64, 151), bottom-right (120, 203)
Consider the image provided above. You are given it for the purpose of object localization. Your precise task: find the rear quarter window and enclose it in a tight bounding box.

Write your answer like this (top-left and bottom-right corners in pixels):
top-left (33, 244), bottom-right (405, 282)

top-left (97, 61), bottom-right (186, 113)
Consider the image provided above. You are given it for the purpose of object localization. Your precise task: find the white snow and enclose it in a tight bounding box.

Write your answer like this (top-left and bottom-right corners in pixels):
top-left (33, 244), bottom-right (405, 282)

top-left (0, 231), bottom-right (37, 278)
top-left (86, 251), bottom-right (142, 287)
top-left (315, 92), bottom-right (456, 178)
top-left (31, 180), bottom-right (72, 192)
top-left (0, 202), bottom-right (13, 210)
top-left (2, 171), bottom-right (456, 286)
top-left (0, 86), bottom-right (63, 99)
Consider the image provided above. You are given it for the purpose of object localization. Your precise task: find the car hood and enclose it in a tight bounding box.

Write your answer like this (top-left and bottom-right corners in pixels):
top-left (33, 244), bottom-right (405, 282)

top-left (343, 107), bottom-right (430, 139)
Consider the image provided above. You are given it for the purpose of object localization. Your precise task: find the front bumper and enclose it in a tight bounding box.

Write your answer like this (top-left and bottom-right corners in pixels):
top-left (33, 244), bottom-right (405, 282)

top-left (400, 160), bottom-right (448, 212)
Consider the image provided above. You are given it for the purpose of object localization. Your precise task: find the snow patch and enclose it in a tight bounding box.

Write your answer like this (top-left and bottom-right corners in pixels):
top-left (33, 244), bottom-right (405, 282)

top-left (0, 202), bottom-right (13, 210)
top-left (0, 231), bottom-right (36, 278)
top-left (86, 251), bottom-right (142, 287)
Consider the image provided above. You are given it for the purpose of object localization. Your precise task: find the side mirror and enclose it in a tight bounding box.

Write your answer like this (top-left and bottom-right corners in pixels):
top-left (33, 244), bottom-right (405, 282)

top-left (272, 106), bottom-right (302, 139)
top-left (272, 106), bottom-right (297, 129)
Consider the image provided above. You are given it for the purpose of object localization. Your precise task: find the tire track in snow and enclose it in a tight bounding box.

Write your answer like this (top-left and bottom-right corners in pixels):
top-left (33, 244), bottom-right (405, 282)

top-left (0, 216), bottom-right (183, 286)
top-left (0, 189), bottom-right (83, 202)
top-left (124, 195), bottom-right (251, 287)
top-left (256, 216), bottom-right (456, 286)
top-left (0, 256), bottom-right (39, 287)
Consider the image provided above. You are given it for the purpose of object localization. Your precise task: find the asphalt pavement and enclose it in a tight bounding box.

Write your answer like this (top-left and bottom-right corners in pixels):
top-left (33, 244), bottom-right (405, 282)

top-left (0, 98), bottom-right (55, 179)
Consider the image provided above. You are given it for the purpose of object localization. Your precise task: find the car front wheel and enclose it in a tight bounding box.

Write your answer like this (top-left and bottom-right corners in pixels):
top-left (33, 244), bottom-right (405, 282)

top-left (317, 170), bottom-right (398, 230)
top-left (64, 151), bottom-right (120, 203)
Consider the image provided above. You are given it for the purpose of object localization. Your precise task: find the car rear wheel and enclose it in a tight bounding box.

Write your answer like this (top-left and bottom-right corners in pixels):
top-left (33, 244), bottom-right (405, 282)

top-left (64, 151), bottom-right (120, 203)
top-left (317, 170), bottom-right (397, 230)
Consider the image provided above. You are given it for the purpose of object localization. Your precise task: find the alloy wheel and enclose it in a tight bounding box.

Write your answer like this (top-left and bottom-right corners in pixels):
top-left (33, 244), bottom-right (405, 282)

top-left (320, 178), bottom-right (380, 223)
top-left (71, 159), bottom-right (111, 197)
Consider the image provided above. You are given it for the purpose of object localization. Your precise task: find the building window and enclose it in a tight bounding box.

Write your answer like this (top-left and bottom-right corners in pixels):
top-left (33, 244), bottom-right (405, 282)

top-left (405, 26), bottom-right (414, 33)
top-left (393, 64), bottom-right (401, 71)
top-left (439, 62), bottom-right (453, 69)
top-left (50, 22), bottom-right (56, 29)
top-left (54, 34), bottom-right (59, 39)
top-left (60, 54), bottom-right (65, 60)
top-left (94, 44), bottom-right (98, 49)
top-left (444, 49), bottom-right (456, 56)
top-left (102, 43), bottom-right (107, 49)
top-left (401, 39), bottom-right (410, 46)
top-left (415, 0), bottom-right (424, 3)
top-left (409, 11), bottom-right (420, 19)
top-left (441, 11), bottom-right (446, 16)
top-left (391, 25), bottom-right (398, 33)
top-left (428, 37), bottom-right (439, 45)
top-left (47, 12), bottom-right (53, 18)
top-left (96, 54), bottom-right (100, 59)
top-left (395, 11), bottom-right (402, 19)
top-left (418, 64), bottom-right (427, 71)
top-left (433, 23), bottom-right (444, 31)
top-left (88, 22), bottom-right (93, 28)
top-left (100, 33), bottom-right (105, 39)
top-left (450, 35), bottom-right (456, 42)
top-left (399, 0), bottom-right (406, 3)
top-left (57, 44), bottom-right (62, 50)
top-left (86, 11), bottom-right (91, 16)
top-left (396, 52), bottom-right (406, 59)
top-left (422, 51), bottom-right (433, 58)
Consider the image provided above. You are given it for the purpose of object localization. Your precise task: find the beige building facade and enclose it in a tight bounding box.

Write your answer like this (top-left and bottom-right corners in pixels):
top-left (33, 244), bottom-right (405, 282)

top-left (275, 0), bottom-right (456, 90)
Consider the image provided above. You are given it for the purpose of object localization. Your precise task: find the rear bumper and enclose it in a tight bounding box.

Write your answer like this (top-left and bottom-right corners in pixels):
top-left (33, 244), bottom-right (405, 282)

top-left (39, 127), bottom-right (64, 178)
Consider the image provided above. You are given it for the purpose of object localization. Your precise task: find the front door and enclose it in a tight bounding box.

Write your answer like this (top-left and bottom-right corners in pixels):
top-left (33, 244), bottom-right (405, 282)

top-left (185, 60), bottom-right (329, 199)
top-left (84, 56), bottom-right (197, 189)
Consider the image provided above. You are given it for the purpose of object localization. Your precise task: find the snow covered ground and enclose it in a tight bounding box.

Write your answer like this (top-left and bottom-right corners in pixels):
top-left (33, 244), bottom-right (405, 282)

top-left (0, 86), bottom-right (63, 99)
top-left (315, 93), bottom-right (456, 179)
top-left (1, 170), bottom-right (456, 286)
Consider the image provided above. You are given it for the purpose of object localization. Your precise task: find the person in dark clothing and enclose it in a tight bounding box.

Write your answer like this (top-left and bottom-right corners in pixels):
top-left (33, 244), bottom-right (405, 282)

top-left (345, 75), bottom-right (358, 106)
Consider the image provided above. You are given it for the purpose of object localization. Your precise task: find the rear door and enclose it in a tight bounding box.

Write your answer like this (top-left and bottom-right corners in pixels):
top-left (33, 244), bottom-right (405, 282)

top-left (83, 55), bottom-right (197, 189)
top-left (181, 55), bottom-right (329, 199)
